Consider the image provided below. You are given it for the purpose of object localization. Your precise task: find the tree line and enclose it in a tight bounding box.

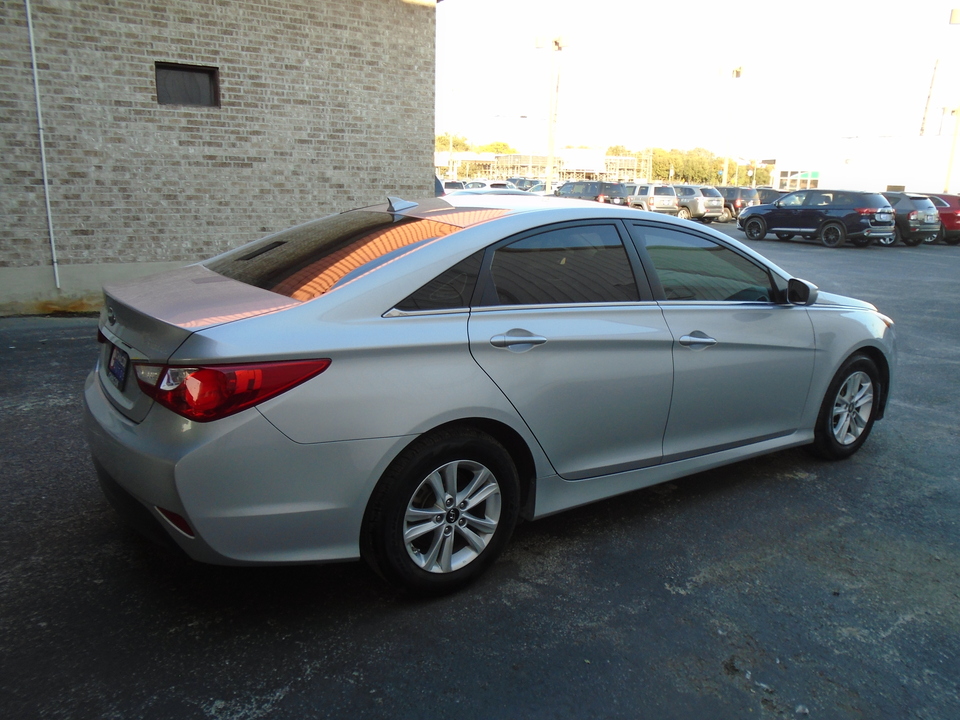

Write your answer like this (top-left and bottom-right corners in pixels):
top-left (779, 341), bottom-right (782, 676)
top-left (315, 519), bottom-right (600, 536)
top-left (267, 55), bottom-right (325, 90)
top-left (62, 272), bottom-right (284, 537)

top-left (435, 134), bottom-right (771, 186)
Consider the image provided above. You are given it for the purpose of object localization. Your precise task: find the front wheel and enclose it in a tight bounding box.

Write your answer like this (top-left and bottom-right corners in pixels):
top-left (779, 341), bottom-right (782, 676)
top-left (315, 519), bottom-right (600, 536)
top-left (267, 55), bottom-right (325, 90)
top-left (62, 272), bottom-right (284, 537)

top-left (875, 232), bottom-right (897, 246)
top-left (743, 217), bottom-right (766, 240)
top-left (809, 354), bottom-right (881, 460)
top-left (362, 427), bottom-right (520, 594)
top-left (718, 207), bottom-right (733, 223)
top-left (775, 232), bottom-right (795, 240)
top-left (819, 222), bottom-right (846, 248)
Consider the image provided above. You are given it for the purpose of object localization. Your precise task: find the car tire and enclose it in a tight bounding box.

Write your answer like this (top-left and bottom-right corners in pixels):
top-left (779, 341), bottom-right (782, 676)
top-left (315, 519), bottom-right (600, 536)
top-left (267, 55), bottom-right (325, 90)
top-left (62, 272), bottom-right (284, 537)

top-left (744, 217), bottom-right (766, 240)
top-left (901, 227), bottom-right (923, 247)
top-left (809, 354), bottom-right (881, 461)
top-left (775, 233), bottom-right (795, 240)
top-left (944, 233), bottom-right (960, 246)
top-left (678, 207), bottom-right (691, 220)
top-left (875, 232), bottom-right (897, 246)
top-left (361, 427), bottom-right (520, 594)
top-left (819, 222), bottom-right (846, 248)
top-left (719, 207), bottom-right (733, 223)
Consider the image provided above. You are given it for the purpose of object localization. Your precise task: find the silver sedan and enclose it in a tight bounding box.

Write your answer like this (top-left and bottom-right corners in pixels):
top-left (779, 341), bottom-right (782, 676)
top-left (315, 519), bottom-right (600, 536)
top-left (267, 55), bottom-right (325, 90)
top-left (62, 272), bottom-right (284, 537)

top-left (84, 195), bottom-right (895, 593)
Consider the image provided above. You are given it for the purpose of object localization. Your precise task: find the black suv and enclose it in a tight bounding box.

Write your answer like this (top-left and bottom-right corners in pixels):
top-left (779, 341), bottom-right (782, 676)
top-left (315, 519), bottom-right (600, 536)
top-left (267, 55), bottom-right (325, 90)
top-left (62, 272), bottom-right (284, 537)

top-left (716, 186), bottom-right (760, 222)
top-left (880, 192), bottom-right (940, 246)
top-left (556, 181), bottom-right (630, 205)
top-left (737, 189), bottom-right (895, 248)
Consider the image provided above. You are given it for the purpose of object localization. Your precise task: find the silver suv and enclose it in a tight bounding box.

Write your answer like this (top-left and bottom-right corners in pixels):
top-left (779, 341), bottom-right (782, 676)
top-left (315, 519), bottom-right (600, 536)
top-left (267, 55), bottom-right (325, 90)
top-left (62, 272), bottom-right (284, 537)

top-left (624, 183), bottom-right (678, 214)
top-left (674, 185), bottom-right (724, 223)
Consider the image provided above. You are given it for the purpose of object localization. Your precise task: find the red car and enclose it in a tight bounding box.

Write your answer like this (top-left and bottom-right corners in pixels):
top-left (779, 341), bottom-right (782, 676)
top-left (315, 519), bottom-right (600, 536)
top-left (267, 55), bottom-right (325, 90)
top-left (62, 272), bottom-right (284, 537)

top-left (919, 192), bottom-right (960, 245)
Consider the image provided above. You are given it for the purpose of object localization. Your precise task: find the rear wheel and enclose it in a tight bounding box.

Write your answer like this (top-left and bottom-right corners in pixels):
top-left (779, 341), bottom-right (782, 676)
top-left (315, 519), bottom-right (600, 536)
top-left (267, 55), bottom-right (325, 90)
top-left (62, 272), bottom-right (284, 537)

top-left (719, 207), bottom-right (733, 223)
top-left (810, 355), bottom-right (881, 460)
top-left (819, 222), bottom-right (846, 248)
top-left (744, 217), bottom-right (766, 240)
top-left (901, 227), bottom-right (923, 246)
top-left (677, 207), bottom-right (691, 220)
top-left (775, 232), bottom-right (795, 240)
top-left (362, 428), bottom-right (520, 594)
top-left (875, 231), bottom-right (897, 246)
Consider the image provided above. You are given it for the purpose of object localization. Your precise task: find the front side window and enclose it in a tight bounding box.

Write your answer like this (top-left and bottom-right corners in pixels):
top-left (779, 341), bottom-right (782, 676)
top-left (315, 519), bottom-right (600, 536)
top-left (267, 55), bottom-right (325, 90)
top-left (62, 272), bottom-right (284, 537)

top-left (780, 191), bottom-right (807, 207)
top-left (488, 225), bottom-right (639, 306)
top-left (637, 226), bottom-right (774, 302)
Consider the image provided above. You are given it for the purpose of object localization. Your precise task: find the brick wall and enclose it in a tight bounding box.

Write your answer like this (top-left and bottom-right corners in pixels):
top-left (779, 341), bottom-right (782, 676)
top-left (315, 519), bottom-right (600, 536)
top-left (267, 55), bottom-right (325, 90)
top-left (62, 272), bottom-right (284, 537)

top-left (0, 0), bottom-right (435, 279)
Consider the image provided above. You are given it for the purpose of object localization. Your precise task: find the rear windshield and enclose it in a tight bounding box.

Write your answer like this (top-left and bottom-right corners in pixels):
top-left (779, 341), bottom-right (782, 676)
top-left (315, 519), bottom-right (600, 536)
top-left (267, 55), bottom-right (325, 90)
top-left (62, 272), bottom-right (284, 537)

top-left (654, 186), bottom-right (676, 196)
top-left (860, 193), bottom-right (892, 208)
top-left (910, 196), bottom-right (937, 210)
top-left (601, 183), bottom-right (627, 196)
top-left (700, 186), bottom-right (722, 197)
top-left (740, 188), bottom-right (759, 202)
top-left (205, 211), bottom-right (459, 301)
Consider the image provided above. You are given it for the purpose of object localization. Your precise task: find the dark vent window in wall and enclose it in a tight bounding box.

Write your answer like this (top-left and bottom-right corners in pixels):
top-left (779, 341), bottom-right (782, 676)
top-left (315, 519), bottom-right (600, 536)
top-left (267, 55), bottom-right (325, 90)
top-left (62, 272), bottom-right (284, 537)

top-left (156, 63), bottom-right (219, 107)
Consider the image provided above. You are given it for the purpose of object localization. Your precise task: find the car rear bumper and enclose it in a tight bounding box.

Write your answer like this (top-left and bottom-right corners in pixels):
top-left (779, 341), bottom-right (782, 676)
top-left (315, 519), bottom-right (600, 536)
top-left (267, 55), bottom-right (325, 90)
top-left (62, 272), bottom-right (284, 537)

top-left (83, 370), bottom-right (406, 566)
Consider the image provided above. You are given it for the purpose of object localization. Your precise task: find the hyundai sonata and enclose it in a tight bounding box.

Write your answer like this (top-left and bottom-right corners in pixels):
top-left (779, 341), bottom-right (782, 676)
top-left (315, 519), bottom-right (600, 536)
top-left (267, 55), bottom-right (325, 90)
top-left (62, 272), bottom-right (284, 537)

top-left (84, 195), bottom-right (895, 593)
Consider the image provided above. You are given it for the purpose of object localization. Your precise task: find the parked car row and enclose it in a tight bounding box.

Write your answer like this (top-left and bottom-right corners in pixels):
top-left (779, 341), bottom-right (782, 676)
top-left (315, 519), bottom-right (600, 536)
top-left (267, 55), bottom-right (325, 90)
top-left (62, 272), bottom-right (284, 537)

top-left (439, 178), bottom-right (960, 248)
top-left (735, 189), bottom-right (960, 248)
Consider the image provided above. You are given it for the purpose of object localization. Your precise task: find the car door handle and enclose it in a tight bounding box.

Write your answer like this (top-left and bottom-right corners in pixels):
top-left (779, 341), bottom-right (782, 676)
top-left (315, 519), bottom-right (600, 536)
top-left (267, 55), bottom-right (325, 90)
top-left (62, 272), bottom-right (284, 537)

top-left (679, 332), bottom-right (717, 349)
top-left (490, 331), bottom-right (547, 350)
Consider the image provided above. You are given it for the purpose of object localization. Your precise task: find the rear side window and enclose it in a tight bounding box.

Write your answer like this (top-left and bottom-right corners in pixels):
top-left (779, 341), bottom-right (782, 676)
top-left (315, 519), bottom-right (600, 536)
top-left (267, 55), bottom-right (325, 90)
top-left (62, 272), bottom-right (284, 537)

top-left (205, 211), bottom-right (459, 301)
top-left (488, 225), bottom-right (639, 305)
top-left (928, 196), bottom-right (948, 208)
top-left (396, 252), bottom-right (483, 312)
top-left (637, 226), bottom-right (774, 302)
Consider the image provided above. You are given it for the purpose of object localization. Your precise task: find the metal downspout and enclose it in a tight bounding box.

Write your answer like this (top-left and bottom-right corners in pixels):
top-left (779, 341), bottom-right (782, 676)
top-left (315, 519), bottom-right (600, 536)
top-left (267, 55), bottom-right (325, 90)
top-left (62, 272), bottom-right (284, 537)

top-left (24, 0), bottom-right (61, 289)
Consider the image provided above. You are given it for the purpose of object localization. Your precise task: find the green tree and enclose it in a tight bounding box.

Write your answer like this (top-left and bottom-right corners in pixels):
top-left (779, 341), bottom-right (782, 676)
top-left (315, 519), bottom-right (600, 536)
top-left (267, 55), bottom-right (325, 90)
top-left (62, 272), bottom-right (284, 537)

top-left (607, 145), bottom-right (630, 156)
top-left (475, 141), bottom-right (518, 154)
top-left (435, 133), bottom-right (470, 152)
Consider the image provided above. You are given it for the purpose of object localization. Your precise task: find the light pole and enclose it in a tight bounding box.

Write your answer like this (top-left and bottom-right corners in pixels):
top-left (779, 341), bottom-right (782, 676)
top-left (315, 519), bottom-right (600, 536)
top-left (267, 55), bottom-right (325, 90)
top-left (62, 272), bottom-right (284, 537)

top-left (944, 10), bottom-right (960, 191)
top-left (540, 37), bottom-right (564, 194)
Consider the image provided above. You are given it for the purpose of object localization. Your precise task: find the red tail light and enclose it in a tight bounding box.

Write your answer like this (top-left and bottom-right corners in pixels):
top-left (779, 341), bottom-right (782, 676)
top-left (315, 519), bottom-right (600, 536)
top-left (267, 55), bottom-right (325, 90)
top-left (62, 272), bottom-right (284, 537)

top-left (856, 208), bottom-right (882, 215)
top-left (134, 359), bottom-right (331, 422)
top-left (596, 194), bottom-right (607, 203)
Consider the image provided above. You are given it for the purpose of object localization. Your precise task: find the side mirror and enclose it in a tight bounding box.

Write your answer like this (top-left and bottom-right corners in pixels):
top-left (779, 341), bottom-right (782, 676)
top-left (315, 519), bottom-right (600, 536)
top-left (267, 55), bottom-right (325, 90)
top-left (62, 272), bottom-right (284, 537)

top-left (787, 278), bottom-right (819, 306)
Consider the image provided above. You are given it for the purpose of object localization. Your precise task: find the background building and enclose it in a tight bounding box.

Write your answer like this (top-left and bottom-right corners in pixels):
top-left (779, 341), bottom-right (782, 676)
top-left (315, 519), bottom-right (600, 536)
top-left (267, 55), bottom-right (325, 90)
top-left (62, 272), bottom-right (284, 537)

top-left (1, 0), bottom-right (436, 314)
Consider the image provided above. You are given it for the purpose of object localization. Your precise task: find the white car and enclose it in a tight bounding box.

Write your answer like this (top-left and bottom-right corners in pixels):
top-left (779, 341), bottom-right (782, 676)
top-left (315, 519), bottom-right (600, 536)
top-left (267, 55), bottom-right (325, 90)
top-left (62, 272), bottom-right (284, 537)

top-left (462, 179), bottom-right (517, 190)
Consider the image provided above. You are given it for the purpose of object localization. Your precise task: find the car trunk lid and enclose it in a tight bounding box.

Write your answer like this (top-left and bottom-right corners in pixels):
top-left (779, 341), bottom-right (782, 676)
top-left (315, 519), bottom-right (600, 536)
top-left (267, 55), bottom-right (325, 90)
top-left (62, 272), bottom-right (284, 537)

top-left (96, 264), bottom-right (299, 422)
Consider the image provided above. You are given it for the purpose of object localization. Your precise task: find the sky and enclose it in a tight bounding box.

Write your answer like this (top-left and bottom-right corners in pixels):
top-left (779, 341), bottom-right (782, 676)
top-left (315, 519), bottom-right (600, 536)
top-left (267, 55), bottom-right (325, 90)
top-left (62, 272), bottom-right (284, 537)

top-left (435, 0), bottom-right (960, 161)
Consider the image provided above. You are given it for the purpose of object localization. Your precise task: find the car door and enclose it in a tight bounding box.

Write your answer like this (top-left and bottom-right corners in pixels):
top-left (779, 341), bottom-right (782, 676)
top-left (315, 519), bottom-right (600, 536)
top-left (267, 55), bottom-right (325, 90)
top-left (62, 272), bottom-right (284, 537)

top-left (468, 221), bottom-right (675, 480)
top-left (629, 222), bottom-right (816, 462)
top-left (764, 190), bottom-right (810, 232)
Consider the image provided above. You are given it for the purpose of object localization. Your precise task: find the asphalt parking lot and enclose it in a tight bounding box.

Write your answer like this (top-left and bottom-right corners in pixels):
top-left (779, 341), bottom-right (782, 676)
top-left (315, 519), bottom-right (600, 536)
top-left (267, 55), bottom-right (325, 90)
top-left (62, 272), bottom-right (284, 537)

top-left (1, 228), bottom-right (958, 719)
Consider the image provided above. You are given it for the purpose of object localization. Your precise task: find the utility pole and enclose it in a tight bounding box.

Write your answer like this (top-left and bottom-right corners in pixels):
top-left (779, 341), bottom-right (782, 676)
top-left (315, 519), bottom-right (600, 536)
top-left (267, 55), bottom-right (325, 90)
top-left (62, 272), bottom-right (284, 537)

top-left (542, 37), bottom-right (564, 194)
